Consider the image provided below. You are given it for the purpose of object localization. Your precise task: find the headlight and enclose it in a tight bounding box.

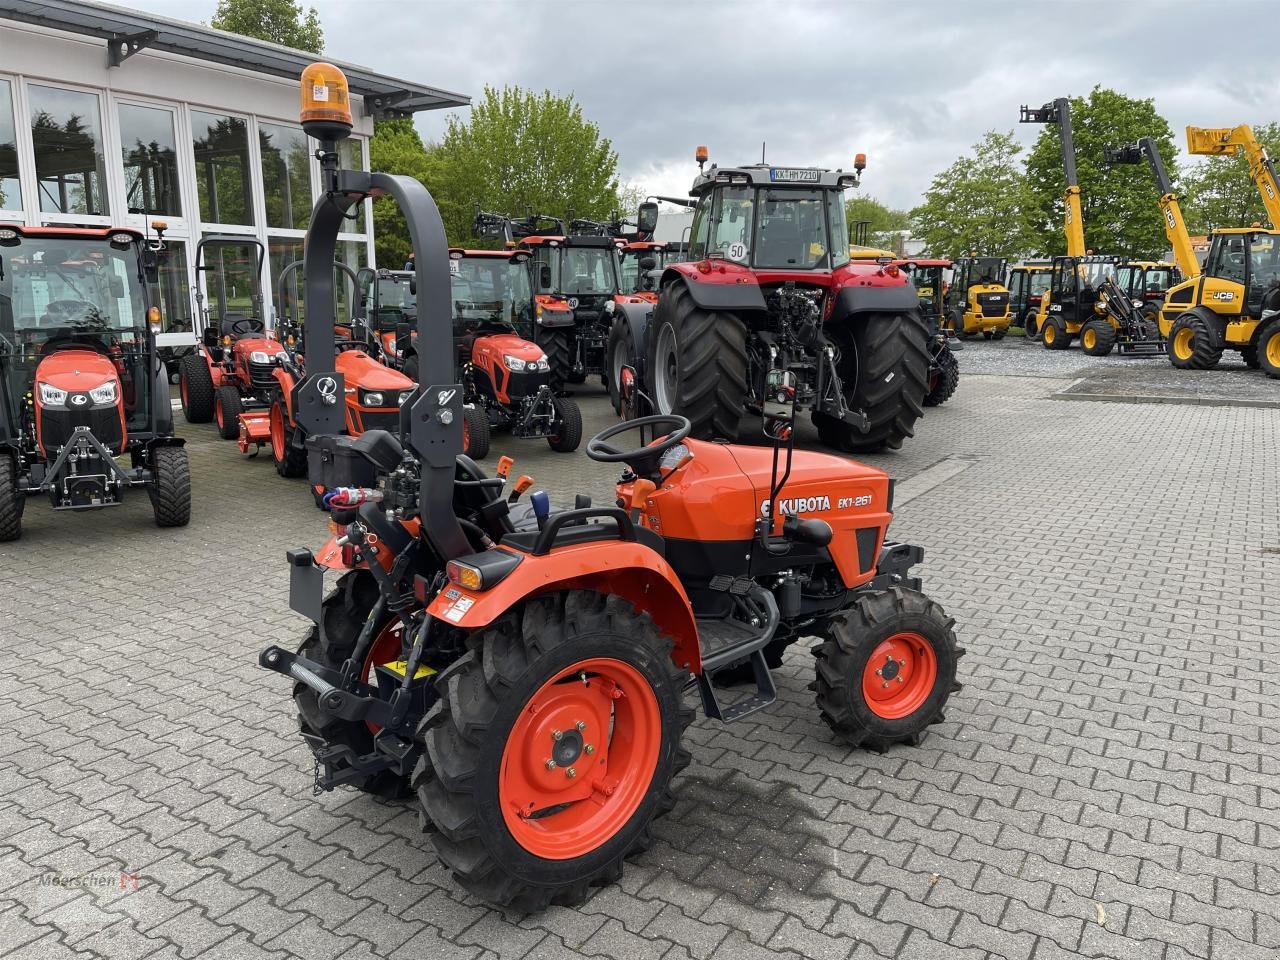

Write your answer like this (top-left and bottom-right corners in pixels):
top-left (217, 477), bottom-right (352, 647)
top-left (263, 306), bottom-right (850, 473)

top-left (503, 355), bottom-right (526, 371)
top-left (38, 382), bottom-right (67, 405)
top-left (398, 390), bottom-right (414, 405)
top-left (89, 381), bottom-right (118, 405)
top-left (249, 350), bottom-right (272, 364)
top-left (362, 391), bottom-right (384, 407)
top-left (535, 358), bottom-right (550, 371)
top-left (275, 351), bottom-right (290, 363)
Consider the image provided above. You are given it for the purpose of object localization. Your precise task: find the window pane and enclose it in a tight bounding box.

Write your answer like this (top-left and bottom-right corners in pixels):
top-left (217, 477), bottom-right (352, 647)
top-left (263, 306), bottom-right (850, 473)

top-left (0, 79), bottom-right (20, 211)
top-left (268, 237), bottom-right (306, 328)
top-left (259, 122), bottom-right (311, 230)
top-left (337, 138), bottom-right (366, 233)
top-left (198, 234), bottom-right (263, 329)
top-left (151, 239), bottom-right (192, 334)
top-left (29, 84), bottom-right (109, 216)
top-left (119, 103), bottom-right (182, 218)
top-left (335, 240), bottom-right (367, 324)
top-left (192, 111), bottom-right (253, 225)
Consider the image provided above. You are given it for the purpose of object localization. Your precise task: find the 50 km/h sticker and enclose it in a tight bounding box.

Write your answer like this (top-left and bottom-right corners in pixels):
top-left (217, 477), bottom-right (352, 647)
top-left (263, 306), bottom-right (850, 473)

top-left (727, 242), bottom-right (747, 261)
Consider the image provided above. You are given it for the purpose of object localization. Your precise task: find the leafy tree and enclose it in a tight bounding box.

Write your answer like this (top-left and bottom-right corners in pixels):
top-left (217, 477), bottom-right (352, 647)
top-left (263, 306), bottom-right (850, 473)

top-left (425, 86), bottom-right (621, 246)
top-left (210, 0), bottom-right (323, 53)
top-left (909, 131), bottom-right (1035, 259)
top-left (846, 195), bottom-right (909, 250)
top-left (1182, 122), bottom-right (1280, 233)
top-left (1024, 87), bottom-right (1177, 259)
top-left (369, 118), bottom-right (437, 268)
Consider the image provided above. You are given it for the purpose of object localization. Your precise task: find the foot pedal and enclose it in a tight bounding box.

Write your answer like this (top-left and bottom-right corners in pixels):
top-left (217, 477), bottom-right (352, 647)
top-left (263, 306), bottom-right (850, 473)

top-left (695, 587), bottom-right (780, 723)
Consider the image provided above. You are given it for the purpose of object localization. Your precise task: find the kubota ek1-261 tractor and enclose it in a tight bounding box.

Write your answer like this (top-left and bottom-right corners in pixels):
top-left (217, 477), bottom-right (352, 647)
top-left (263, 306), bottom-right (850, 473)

top-left (609, 148), bottom-right (931, 453)
top-left (260, 63), bottom-right (962, 912)
top-left (0, 224), bottom-right (191, 540)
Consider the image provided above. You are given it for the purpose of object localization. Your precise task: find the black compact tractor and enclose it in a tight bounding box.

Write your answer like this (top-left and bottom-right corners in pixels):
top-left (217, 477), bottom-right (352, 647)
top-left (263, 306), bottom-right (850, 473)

top-left (0, 225), bottom-right (191, 540)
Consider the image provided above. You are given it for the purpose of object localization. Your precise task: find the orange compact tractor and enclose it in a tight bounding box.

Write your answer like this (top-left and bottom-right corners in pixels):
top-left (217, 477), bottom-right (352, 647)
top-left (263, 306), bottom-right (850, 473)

top-left (0, 225), bottom-right (190, 540)
top-left (260, 64), bottom-right (962, 912)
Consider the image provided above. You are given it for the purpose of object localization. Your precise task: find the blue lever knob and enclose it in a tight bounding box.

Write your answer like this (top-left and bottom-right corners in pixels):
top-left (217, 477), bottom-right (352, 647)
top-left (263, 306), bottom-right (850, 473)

top-left (530, 490), bottom-right (550, 528)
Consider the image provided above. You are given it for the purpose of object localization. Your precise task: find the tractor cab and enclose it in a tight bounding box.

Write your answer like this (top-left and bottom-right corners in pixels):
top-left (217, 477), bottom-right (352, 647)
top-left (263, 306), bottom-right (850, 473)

top-left (448, 249), bottom-right (538, 342)
top-left (0, 225), bottom-right (189, 537)
top-left (946, 256), bottom-right (1012, 338)
top-left (618, 241), bottom-right (667, 298)
top-left (1040, 254), bottom-right (1122, 349)
top-left (1006, 262), bottom-right (1052, 332)
top-left (1118, 261), bottom-right (1180, 309)
top-left (194, 234), bottom-right (272, 353)
top-left (897, 259), bottom-right (951, 331)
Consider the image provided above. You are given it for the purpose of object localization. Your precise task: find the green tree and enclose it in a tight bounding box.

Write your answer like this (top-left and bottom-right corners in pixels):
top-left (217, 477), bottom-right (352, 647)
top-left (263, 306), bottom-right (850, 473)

top-left (1024, 86), bottom-right (1177, 259)
top-left (1182, 122), bottom-right (1280, 233)
top-left (426, 86), bottom-right (621, 245)
top-left (210, 0), bottom-right (323, 53)
top-left (368, 118), bottom-right (437, 268)
top-left (846, 195), bottom-right (908, 250)
top-left (909, 130), bottom-right (1035, 259)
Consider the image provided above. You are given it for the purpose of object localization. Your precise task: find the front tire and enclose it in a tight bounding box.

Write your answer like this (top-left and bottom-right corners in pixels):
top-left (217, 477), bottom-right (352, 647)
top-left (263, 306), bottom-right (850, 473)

top-left (813, 587), bottom-right (961, 751)
top-left (214, 385), bottom-right (242, 439)
top-left (1042, 316), bottom-right (1071, 350)
top-left (547, 397), bottom-right (582, 453)
top-left (463, 405), bottom-right (490, 460)
top-left (149, 446), bottom-right (191, 528)
top-left (294, 572), bottom-right (411, 799)
top-left (270, 395), bottom-right (307, 478)
top-left (1080, 319), bottom-right (1116, 357)
top-left (1257, 317), bottom-right (1280, 379)
top-left (179, 354), bottom-right (216, 423)
top-left (923, 345), bottom-right (959, 407)
top-left (645, 282), bottom-right (747, 441)
top-left (414, 590), bottom-right (691, 911)
top-left (0, 453), bottom-right (24, 542)
top-left (1167, 313), bottom-right (1222, 369)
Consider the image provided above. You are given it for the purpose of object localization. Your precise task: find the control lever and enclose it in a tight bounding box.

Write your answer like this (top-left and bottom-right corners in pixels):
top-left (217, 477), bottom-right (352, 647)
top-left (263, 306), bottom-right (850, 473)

top-left (530, 490), bottom-right (550, 531)
top-left (495, 455), bottom-right (513, 478)
top-left (508, 474), bottom-right (534, 503)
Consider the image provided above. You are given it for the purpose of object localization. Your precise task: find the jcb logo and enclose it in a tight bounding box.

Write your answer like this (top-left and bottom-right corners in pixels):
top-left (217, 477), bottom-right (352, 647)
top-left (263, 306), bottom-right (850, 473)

top-left (1165, 209), bottom-right (1177, 230)
top-left (1211, 290), bottom-right (1235, 301)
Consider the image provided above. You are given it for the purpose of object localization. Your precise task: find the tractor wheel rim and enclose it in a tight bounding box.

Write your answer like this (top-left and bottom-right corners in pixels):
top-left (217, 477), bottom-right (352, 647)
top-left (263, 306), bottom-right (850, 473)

top-left (861, 632), bottom-right (937, 720)
top-left (611, 337), bottom-right (628, 394)
top-left (215, 398), bottom-right (224, 428)
top-left (362, 622), bottom-right (404, 734)
top-left (654, 324), bottom-right (678, 415)
top-left (270, 403), bottom-right (287, 461)
top-left (180, 376), bottom-right (188, 409)
top-left (499, 656), bottom-right (661, 860)
top-left (462, 416), bottom-right (470, 453)
top-left (1266, 332), bottom-right (1280, 368)
top-left (1044, 325), bottom-right (1055, 345)
top-left (1173, 327), bottom-right (1194, 360)
top-left (1083, 329), bottom-right (1095, 349)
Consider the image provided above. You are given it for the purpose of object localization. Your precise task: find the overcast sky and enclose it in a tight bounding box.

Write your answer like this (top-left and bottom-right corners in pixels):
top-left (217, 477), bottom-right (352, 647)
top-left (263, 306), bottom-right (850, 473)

top-left (127, 0), bottom-right (1277, 212)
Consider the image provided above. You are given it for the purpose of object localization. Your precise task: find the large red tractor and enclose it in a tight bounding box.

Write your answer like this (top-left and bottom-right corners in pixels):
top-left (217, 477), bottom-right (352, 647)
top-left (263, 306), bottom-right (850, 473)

top-left (0, 225), bottom-right (191, 540)
top-left (260, 65), bottom-right (962, 912)
top-left (610, 149), bottom-right (931, 452)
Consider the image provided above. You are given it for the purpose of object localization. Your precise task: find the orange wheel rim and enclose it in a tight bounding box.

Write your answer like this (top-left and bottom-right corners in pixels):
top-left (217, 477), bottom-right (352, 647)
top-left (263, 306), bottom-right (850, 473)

top-left (500, 657), bottom-right (660, 860)
top-left (862, 632), bottom-right (937, 720)
top-left (270, 403), bottom-right (287, 461)
top-left (462, 417), bottom-right (470, 453)
top-left (180, 377), bottom-right (188, 407)
top-left (362, 622), bottom-right (404, 734)
top-left (215, 398), bottom-right (224, 428)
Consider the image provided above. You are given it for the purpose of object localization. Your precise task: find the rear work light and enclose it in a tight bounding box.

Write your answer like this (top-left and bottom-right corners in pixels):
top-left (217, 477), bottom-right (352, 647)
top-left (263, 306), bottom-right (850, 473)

top-left (445, 551), bottom-right (522, 592)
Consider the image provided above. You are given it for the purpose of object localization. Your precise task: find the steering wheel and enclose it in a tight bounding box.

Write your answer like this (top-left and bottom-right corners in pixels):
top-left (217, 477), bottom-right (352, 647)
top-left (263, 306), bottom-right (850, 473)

top-left (230, 317), bottom-right (265, 337)
top-left (586, 414), bottom-right (691, 475)
top-left (44, 300), bottom-right (100, 328)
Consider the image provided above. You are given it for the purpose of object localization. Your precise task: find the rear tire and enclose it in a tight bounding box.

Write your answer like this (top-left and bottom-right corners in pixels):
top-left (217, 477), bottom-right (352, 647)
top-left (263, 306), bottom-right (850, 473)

top-left (1022, 311), bottom-right (1040, 339)
top-left (1257, 317), bottom-right (1280, 379)
top-left (1080, 319), bottom-right (1116, 357)
top-left (414, 590), bottom-right (691, 911)
top-left (606, 318), bottom-right (638, 414)
top-left (991, 327), bottom-right (1006, 341)
top-left (1167, 313), bottom-right (1222, 369)
top-left (539, 329), bottom-right (574, 393)
top-left (294, 572), bottom-right (411, 799)
top-left (463, 405), bottom-right (490, 460)
top-left (822, 310), bottom-right (930, 453)
top-left (149, 446), bottom-right (191, 528)
top-left (1042, 316), bottom-right (1072, 350)
top-left (0, 453), bottom-right (24, 542)
top-left (923, 345), bottom-right (959, 407)
top-left (813, 586), bottom-right (961, 751)
top-left (645, 282), bottom-right (747, 441)
top-left (547, 397), bottom-right (582, 452)
top-left (179, 354), bottom-right (216, 423)
top-left (271, 395), bottom-right (307, 478)
top-left (214, 385), bottom-right (242, 439)
top-left (947, 308), bottom-right (967, 339)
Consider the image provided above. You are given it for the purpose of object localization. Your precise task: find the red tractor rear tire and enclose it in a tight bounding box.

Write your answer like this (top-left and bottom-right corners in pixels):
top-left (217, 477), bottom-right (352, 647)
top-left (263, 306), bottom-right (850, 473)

top-left (923, 345), bottom-right (959, 408)
top-left (606, 317), bottom-right (638, 415)
top-left (813, 586), bottom-right (961, 751)
top-left (293, 572), bottom-right (412, 799)
top-left (413, 590), bottom-right (691, 911)
top-left (179, 353), bottom-right (216, 423)
top-left (645, 282), bottom-right (747, 441)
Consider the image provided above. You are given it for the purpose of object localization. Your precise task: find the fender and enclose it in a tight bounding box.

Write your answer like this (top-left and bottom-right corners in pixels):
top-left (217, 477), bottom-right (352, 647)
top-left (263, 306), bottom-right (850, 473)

top-left (200, 346), bottom-right (229, 388)
top-left (275, 366), bottom-right (299, 423)
top-left (427, 539), bottom-right (702, 673)
top-left (1166, 305), bottom-right (1230, 345)
top-left (665, 262), bottom-right (767, 312)
top-left (613, 300), bottom-right (655, 369)
top-left (830, 282), bottom-right (921, 320)
top-left (535, 294), bottom-right (575, 329)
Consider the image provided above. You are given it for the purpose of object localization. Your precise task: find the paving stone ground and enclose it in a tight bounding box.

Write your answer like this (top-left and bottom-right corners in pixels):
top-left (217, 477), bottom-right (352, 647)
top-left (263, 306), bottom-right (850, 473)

top-left (1, 339), bottom-right (1277, 960)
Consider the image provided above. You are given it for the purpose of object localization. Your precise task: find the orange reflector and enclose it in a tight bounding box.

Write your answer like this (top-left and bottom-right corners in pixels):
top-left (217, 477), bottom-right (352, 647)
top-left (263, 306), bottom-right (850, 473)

top-left (446, 561), bottom-right (483, 591)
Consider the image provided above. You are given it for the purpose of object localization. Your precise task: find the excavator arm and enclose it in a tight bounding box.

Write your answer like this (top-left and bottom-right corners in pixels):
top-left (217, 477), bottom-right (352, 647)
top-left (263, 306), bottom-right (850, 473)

top-left (1021, 98), bottom-right (1086, 257)
top-left (1187, 124), bottom-right (1280, 228)
top-left (1104, 138), bottom-right (1201, 279)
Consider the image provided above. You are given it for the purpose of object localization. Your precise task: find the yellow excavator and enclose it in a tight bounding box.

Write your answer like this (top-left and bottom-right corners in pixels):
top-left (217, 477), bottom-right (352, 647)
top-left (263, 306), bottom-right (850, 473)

top-left (1020, 98), bottom-right (1119, 350)
top-left (1186, 124), bottom-right (1280, 228)
top-left (1145, 126), bottom-right (1280, 376)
